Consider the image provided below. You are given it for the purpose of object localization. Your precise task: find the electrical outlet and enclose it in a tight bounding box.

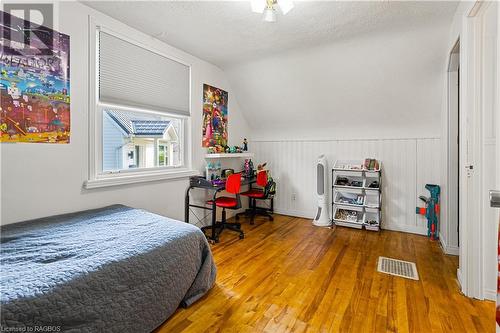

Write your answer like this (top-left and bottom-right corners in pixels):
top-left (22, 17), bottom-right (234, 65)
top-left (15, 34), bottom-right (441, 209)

top-left (291, 193), bottom-right (297, 201)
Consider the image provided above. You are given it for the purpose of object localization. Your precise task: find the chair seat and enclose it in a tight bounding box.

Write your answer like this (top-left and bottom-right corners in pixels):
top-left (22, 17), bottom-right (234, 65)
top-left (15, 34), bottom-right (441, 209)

top-left (241, 189), bottom-right (265, 198)
top-left (207, 197), bottom-right (239, 208)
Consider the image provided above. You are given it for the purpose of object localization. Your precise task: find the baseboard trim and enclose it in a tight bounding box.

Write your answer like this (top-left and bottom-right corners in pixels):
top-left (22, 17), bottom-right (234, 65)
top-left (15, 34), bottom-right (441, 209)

top-left (382, 223), bottom-right (427, 236)
top-left (273, 209), bottom-right (429, 235)
top-left (442, 244), bottom-right (460, 256)
top-left (484, 288), bottom-right (496, 301)
top-left (274, 208), bottom-right (313, 220)
top-left (439, 232), bottom-right (460, 256)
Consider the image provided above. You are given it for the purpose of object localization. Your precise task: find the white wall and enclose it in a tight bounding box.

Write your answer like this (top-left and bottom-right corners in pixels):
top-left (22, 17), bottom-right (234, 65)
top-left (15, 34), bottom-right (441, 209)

top-left (0, 1), bottom-right (250, 225)
top-left (252, 138), bottom-right (441, 235)
top-left (235, 19), bottom-right (450, 236)
top-left (227, 19), bottom-right (451, 141)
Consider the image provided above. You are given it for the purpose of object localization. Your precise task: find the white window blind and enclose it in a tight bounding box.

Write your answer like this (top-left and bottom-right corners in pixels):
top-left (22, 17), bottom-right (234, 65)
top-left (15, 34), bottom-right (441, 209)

top-left (98, 31), bottom-right (190, 116)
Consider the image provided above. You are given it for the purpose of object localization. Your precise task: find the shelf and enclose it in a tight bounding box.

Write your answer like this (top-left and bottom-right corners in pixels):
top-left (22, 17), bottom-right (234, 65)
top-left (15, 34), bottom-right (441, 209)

top-left (332, 159), bottom-right (382, 173)
top-left (364, 192), bottom-right (380, 209)
top-left (365, 224), bottom-right (380, 231)
top-left (364, 175), bottom-right (381, 192)
top-left (333, 174), bottom-right (364, 190)
top-left (363, 187), bottom-right (381, 192)
top-left (334, 220), bottom-right (364, 229)
top-left (363, 211), bottom-right (380, 231)
top-left (332, 168), bottom-right (364, 173)
top-left (332, 160), bottom-right (364, 172)
top-left (333, 168), bottom-right (381, 173)
top-left (333, 191), bottom-right (365, 208)
top-left (335, 203), bottom-right (364, 210)
top-left (332, 159), bottom-right (382, 231)
top-left (333, 207), bottom-right (363, 229)
top-left (333, 185), bottom-right (364, 194)
top-left (205, 152), bottom-right (254, 159)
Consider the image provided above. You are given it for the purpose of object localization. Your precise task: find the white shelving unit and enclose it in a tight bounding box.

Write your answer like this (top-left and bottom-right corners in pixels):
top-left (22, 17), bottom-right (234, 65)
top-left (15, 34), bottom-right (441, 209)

top-left (204, 152), bottom-right (254, 159)
top-left (332, 159), bottom-right (382, 231)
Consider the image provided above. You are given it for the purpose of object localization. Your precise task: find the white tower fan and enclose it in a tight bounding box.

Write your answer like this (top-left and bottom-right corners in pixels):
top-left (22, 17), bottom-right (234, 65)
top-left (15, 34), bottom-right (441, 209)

top-left (313, 155), bottom-right (331, 227)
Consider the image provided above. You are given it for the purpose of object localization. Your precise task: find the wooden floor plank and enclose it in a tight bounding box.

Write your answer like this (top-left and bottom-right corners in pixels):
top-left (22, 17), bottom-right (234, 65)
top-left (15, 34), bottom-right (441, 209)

top-left (156, 215), bottom-right (494, 333)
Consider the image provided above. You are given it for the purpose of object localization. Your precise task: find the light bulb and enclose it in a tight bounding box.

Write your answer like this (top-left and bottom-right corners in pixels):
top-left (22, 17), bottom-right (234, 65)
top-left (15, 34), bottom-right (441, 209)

top-left (263, 8), bottom-right (277, 22)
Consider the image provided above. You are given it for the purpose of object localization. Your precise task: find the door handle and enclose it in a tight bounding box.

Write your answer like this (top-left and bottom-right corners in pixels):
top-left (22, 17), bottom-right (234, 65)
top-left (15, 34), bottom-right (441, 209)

top-left (490, 190), bottom-right (500, 208)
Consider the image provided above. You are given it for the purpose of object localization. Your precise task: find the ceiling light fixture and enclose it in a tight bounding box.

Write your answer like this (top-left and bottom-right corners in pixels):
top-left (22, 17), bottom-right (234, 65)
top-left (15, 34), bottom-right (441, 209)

top-left (251, 0), bottom-right (294, 22)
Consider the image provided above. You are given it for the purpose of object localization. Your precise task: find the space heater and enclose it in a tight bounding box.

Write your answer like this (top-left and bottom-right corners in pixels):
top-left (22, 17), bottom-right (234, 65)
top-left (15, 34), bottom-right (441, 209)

top-left (313, 155), bottom-right (331, 227)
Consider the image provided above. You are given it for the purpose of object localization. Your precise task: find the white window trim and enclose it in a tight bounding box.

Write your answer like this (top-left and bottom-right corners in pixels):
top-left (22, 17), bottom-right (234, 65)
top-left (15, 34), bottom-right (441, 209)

top-left (85, 18), bottom-right (196, 190)
top-left (158, 141), bottom-right (170, 167)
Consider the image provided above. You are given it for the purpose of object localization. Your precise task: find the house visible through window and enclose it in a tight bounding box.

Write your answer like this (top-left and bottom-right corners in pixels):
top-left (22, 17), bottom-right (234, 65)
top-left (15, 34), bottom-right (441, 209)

top-left (102, 109), bottom-right (182, 172)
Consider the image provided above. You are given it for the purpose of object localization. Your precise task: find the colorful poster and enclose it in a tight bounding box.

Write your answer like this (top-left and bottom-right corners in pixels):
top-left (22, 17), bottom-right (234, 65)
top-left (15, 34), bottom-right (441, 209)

top-left (202, 84), bottom-right (228, 147)
top-left (0, 11), bottom-right (70, 143)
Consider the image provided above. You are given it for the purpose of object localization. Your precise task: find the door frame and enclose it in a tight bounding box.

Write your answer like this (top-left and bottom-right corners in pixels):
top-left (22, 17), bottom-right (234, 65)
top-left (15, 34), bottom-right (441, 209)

top-left (444, 39), bottom-right (460, 256)
top-left (458, 0), bottom-right (499, 300)
top-left (496, 0), bottom-right (500, 209)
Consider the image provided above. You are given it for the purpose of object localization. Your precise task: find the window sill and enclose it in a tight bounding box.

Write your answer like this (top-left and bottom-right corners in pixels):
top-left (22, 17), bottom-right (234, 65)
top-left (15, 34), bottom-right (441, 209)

top-left (84, 169), bottom-right (199, 189)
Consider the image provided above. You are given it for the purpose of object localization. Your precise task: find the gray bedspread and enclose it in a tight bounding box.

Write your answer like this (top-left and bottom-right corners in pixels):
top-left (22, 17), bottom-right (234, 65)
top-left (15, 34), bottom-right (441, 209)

top-left (0, 205), bottom-right (216, 332)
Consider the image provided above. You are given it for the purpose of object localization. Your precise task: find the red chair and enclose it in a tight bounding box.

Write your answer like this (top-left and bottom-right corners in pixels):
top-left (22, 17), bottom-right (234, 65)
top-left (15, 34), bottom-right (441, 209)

top-left (236, 170), bottom-right (275, 224)
top-left (202, 173), bottom-right (244, 242)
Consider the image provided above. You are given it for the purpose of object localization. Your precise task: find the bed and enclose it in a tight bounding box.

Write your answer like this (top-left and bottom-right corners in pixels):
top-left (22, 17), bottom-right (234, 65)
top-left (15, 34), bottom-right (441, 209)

top-left (0, 205), bottom-right (216, 332)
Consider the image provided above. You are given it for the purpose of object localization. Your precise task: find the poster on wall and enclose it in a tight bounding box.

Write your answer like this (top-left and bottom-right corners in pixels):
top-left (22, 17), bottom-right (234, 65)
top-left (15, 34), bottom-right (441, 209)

top-left (202, 84), bottom-right (228, 147)
top-left (0, 10), bottom-right (70, 143)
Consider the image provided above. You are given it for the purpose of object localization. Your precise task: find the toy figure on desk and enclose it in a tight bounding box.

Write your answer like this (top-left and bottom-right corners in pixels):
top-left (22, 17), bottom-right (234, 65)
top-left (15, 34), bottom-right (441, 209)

top-left (243, 138), bottom-right (248, 151)
top-left (244, 159), bottom-right (254, 178)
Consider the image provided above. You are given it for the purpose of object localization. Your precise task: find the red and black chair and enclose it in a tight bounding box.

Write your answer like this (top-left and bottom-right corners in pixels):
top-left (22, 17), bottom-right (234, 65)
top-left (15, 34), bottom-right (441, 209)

top-left (236, 170), bottom-right (275, 224)
top-left (201, 173), bottom-right (244, 242)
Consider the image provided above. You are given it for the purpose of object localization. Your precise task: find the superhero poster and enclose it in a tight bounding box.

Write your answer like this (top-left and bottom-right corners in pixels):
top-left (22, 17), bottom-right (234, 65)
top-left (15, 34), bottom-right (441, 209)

top-left (202, 84), bottom-right (227, 147)
top-left (0, 11), bottom-right (70, 143)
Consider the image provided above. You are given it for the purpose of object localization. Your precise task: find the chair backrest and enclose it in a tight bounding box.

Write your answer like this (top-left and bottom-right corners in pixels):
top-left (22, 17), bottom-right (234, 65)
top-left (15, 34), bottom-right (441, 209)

top-left (256, 170), bottom-right (268, 187)
top-left (225, 173), bottom-right (242, 194)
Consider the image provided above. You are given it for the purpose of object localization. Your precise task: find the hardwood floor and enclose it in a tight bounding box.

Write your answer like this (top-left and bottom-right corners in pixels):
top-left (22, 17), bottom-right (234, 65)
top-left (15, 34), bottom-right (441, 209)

top-left (156, 215), bottom-right (494, 332)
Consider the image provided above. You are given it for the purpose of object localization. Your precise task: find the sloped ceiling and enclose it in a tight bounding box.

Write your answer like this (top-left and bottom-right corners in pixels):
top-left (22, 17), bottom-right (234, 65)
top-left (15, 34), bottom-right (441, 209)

top-left (84, 1), bottom-right (459, 139)
top-left (84, 1), bottom-right (457, 68)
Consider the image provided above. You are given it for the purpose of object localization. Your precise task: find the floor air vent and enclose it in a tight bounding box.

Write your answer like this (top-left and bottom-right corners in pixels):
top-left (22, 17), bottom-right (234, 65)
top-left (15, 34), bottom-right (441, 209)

top-left (377, 257), bottom-right (419, 280)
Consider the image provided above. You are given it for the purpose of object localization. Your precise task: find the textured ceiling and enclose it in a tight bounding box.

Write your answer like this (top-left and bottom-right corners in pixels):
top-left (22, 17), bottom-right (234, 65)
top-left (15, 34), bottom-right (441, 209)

top-left (83, 1), bottom-right (459, 68)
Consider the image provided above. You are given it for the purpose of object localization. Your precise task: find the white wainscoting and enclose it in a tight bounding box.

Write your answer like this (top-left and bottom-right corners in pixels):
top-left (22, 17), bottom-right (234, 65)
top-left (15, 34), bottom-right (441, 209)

top-left (252, 138), bottom-right (442, 235)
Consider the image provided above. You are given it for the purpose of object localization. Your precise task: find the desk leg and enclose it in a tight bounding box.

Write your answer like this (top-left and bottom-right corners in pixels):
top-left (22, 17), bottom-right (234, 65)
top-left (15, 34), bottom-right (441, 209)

top-left (248, 182), bottom-right (252, 210)
top-left (185, 187), bottom-right (191, 223)
top-left (211, 200), bottom-right (217, 242)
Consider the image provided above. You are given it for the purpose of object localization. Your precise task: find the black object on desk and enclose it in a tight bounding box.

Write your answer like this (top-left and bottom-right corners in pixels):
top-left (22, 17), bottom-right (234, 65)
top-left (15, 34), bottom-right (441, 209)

top-left (185, 175), bottom-right (256, 243)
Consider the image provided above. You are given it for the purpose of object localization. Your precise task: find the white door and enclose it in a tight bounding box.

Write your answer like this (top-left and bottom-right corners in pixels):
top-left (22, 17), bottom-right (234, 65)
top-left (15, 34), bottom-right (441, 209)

top-left (480, 0), bottom-right (498, 303)
top-left (458, 12), bottom-right (480, 298)
top-left (459, 1), bottom-right (499, 300)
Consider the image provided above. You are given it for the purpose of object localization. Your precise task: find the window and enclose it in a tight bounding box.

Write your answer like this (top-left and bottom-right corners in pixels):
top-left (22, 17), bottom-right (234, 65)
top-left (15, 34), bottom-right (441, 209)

top-left (158, 142), bottom-right (169, 167)
top-left (102, 109), bottom-right (182, 172)
top-left (85, 22), bottom-right (195, 189)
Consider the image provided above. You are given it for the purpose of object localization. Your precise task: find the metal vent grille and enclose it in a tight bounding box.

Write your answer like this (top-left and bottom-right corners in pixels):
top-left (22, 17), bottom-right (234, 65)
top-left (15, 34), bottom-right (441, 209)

top-left (377, 257), bottom-right (419, 280)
